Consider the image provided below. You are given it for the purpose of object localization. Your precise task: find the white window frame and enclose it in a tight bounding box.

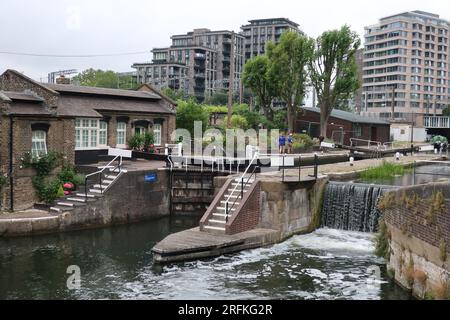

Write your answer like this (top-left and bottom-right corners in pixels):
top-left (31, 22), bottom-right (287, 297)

top-left (31, 130), bottom-right (48, 157)
top-left (116, 122), bottom-right (127, 148)
top-left (99, 121), bottom-right (108, 147)
top-left (153, 123), bottom-right (162, 146)
top-left (75, 118), bottom-right (109, 150)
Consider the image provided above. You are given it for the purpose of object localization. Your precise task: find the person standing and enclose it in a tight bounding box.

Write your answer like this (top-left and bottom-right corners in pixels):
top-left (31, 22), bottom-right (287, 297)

top-left (279, 133), bottom-right (286, 154)
top-left (287, 133), bottom-right (294, 154)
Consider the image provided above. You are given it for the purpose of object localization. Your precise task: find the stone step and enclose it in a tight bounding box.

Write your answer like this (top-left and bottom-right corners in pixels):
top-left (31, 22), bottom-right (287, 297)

top-left (93, 184), bottom-right (109, 189)
top-left (224, 194), bottom-right (241, 198)
top-left (203, 225), bottom-right (225, 232)
top-left (89, 189), bottom-right (103, 194)
top-left (220, 200), bottom-right (240, 205)
top-left (208, 219), bottom-right (226, 224)
top-left (50, 207), bottom-right (61, 213)
top-left (109, 168), bottom-right (127, 173)
top-left (76, 193), bottom-right (96, 198)
top-left (103, 179), bottom-right (114, 184)
top-left (98, 165), bottom-right (115, 169)
top-left (67, 197), bottom-right (86, 203)
top-left (104, 175), bottom-right (118, 180)
top-left (50, 205), bottom-right (74, 212)
top-left (233, 178), bottom-right (254, 183)
top-left (56, 202), bottom-right (75, 207)
top-left (212, 213), bottom-right (228, 218)
top-left (216, 206), bottom-right (236, 212)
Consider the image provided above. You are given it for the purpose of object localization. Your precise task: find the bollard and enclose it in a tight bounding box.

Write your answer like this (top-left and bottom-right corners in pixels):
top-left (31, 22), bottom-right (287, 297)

top-left (349, 157), bottom-right (354, 166)
top-left (395, 152), bottom-right (400, 161)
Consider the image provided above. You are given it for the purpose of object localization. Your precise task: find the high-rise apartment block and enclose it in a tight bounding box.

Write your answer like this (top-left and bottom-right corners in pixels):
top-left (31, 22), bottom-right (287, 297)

top-left (241, 18), bottom-right (301, 61)
top-left (132, 29), bottom-right (244, 102)
top-left (363, 11), bottom-right (449, 119)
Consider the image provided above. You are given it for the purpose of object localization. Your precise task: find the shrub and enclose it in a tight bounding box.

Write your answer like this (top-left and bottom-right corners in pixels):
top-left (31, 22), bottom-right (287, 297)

top-left (128, 134), bottom-right (144, 150)
top-left (224, 114), bottom-right (249, 130)
top-left (374, 219), bottom-right (390, 259)
top-left (20, 151), bottom-right (61, 176)
top-left (32, 176), bottom-right (63, 204)
top-left (143, 132), bottom-right (155, 152)
top-left (0, 174), bottom-right (7, 188)
top-left (359, 160), bottom-right (410, 182)
top-left (57, 164), bottom-right (86, 188)
top-left (292, 133), bottom-right (314, 150)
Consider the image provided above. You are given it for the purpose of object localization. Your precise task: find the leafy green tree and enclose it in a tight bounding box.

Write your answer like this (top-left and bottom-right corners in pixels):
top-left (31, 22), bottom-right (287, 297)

top-left (242, 56), bottom-right (276, 121)
top-left (267, 31), bottom-right (314, 132)
top-left (224, 115), bottom-right (249, 130)
top-left (233, 104), bottom-right (266, 130)
top-left (309, 25), bottom-right (361, 137)
top-left (73, 69), bottom-right (136, 89)
top-left (442, 105), bottom-right (450, 116)
top-left (205, 91), bottom-right (229, 105)
top-left (176, 99), bottom-right (209, 136)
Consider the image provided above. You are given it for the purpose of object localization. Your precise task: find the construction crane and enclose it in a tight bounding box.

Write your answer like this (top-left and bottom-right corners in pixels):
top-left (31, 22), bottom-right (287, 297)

top-left (47, 69), bottom-right (77, 84)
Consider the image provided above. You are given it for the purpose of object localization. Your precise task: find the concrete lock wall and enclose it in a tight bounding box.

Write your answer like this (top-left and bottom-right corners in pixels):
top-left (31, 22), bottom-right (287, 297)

top-left (379, 181), bottom-right (450, 299)
top-left (258, 177), bottom-right (328, 238)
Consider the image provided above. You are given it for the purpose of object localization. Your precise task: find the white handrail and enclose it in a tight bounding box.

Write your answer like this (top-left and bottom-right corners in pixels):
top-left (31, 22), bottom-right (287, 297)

top-left (85, 155), bottom-right (122, 178)
top-left (225, 152), bottom-right (258, 208)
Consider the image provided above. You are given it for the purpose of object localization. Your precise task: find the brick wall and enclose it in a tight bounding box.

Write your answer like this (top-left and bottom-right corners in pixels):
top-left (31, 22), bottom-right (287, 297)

top-left (381, 182), bottom-right (450, 254)
top-left (226, 182), bottom-right (260, 235)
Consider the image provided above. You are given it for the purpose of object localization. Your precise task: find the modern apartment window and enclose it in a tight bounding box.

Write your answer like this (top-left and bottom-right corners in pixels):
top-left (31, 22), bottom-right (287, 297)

top-left (99, 121), bottom-right (108, 146)
top-left (116, 122), bottom-right (127, 147)
top-left (153, 124), bottom-right (161, 146)
top-left (75, 119), bottom-right (100, 150)
top-left (31, 130), bottom-right (47, 157)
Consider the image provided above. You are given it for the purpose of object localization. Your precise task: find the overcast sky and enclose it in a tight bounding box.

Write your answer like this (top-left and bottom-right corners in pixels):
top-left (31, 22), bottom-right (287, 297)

top-left (0, 0), bottom-right (448, 81)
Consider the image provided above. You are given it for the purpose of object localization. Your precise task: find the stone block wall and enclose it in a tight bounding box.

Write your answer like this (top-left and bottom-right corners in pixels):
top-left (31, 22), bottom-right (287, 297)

top-left (379, 182), bottom-right (450, 299)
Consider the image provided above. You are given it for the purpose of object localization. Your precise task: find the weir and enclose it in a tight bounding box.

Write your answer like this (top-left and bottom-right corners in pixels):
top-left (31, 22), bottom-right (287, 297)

top-left (321, 182), bottom-right (394, 232)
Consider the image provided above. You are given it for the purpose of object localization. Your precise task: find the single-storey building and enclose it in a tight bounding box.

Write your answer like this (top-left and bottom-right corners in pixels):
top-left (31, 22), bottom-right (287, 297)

top-left (295, 107), bottom-right (391, 146)
top-left (0, 69), bottom-right (176, 211)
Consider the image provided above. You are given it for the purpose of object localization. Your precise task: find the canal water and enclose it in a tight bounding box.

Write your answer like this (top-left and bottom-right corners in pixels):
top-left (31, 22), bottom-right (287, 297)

top-left (0, 216), bottom-right (411, 300)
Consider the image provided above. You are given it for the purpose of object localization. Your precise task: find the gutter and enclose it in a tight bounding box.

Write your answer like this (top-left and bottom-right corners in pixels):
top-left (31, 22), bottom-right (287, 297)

top-left (9, 114), bottom-right (13, 211)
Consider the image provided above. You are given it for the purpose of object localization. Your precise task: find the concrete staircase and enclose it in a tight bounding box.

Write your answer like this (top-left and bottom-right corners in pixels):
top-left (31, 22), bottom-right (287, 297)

top-left (203, 176), bottom-right (255, 234)
top-left (49, 167), bottom-right (127, 214)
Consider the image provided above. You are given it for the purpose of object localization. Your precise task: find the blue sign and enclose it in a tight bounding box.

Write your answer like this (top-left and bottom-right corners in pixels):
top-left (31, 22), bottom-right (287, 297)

top-left (144, 173), bottom-right (157, 182)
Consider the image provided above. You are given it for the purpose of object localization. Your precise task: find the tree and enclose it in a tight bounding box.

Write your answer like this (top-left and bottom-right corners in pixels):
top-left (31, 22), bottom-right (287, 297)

top-left (204, 91), bottom-right (229, 105)
top-left (175, 99), bottom-right (209, 136)
top-left (162, 87), bottom-right (187, 101)
top-left (442, 105), bottom-right (450, 116)
top-left (73, 69), bottom-right (136, 89)
top-left (242, 56), bottom-right (276, 121)
top-left (267, 31), bottom-right (314, 132)
top-left (309, 25), bottom-right (361, 138)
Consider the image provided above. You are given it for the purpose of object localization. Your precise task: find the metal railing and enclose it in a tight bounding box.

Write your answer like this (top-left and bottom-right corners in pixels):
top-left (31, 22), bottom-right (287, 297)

top-left (350, 138), bottom-right (382, 149)
top-left (424, 116), bottom-right (450, 128)
top-left (224, 153), bottom-right (258, 221)
top-left (84, 155), bottom-right (122, 200)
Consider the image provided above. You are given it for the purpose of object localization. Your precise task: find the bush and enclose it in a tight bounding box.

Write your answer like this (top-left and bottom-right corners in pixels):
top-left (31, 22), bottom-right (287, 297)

top-left (0, 174), bottom-right (7, 188)
top-left (143, 132), bottom-right (155, 152)
top-left (128, 134), bottom-right (144, 150)
top-left (292, 133), bottom-right (314, 150)
top-left (176, 99), bottom-right (209, 135)
top-left (32, 176), bottom-right (63, 204)
top-left (57, 164), bottom-right (86, 188)
top-left (359, 160), bottom-right (410, 182)
top-left (20, 151), bottom-right (61, 176)
top-left (224, 114), bottom-right (249, 129)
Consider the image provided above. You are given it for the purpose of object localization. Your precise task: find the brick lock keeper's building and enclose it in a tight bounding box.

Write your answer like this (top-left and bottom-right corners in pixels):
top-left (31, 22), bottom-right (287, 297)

top-left (296, 107), bottom-right (391, 146)
top-left (0, 69), bottom-right (176, 211)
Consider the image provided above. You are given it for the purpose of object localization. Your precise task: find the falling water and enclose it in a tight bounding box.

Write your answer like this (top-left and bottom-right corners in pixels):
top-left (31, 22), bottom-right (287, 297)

top-left (321, 182), bottom-right (392, 232)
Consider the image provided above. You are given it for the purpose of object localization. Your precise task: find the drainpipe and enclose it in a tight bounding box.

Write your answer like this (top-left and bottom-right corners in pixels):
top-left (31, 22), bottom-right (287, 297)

top-left (8, 114), bottom-right (13, 211)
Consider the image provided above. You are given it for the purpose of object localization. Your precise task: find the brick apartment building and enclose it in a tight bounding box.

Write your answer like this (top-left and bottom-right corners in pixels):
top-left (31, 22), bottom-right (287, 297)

top-left (0, 69), bottom-right (176, 211)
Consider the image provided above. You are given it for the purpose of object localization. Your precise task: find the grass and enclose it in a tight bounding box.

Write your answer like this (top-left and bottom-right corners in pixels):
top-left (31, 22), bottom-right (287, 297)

top-left (359, 161), bottom-right (410, 182)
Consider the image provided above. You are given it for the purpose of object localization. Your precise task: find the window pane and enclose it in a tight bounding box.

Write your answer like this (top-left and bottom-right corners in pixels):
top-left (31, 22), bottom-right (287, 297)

top-left (31, 130), bottom-right (47, 156)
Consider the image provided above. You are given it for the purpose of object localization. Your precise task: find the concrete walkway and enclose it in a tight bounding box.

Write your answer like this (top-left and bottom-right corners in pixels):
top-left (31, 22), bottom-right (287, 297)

top-left (152, 227), bottom-right (280, 263)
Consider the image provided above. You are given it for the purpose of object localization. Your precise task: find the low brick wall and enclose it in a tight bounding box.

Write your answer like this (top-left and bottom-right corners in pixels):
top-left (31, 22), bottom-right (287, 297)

top-left (379, 182), bottom-right (450, 299)
top-left (226, 182), bottom-right (260, 235)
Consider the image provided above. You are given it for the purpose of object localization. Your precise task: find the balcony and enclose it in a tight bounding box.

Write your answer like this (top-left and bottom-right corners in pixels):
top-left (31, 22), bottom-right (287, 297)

top-left (194, 72), bottom-right (205, 78)
top-left (424, 116), bottom-right (450, 128)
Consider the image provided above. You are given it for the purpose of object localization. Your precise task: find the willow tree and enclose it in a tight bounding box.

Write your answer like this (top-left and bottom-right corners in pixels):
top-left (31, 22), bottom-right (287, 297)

top-left (242, 55), bottom-right (276, 121)
top-left (309, 25), bottom-right (361, 138)
top-left (267, 31), bottom-right (314, 132)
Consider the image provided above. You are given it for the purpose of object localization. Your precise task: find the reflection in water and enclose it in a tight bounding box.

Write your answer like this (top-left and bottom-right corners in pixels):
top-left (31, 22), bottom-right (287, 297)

top-left (0, 216), bottom-right (411, 300)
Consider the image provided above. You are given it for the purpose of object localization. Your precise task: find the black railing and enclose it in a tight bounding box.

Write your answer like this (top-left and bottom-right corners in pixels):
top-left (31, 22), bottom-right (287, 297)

top-left (279, 154), bottom-right (319, 182)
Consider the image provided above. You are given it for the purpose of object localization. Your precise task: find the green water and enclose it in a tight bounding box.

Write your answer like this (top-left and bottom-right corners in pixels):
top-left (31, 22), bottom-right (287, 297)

top-left (0, 216), bottom-right (412, 300)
